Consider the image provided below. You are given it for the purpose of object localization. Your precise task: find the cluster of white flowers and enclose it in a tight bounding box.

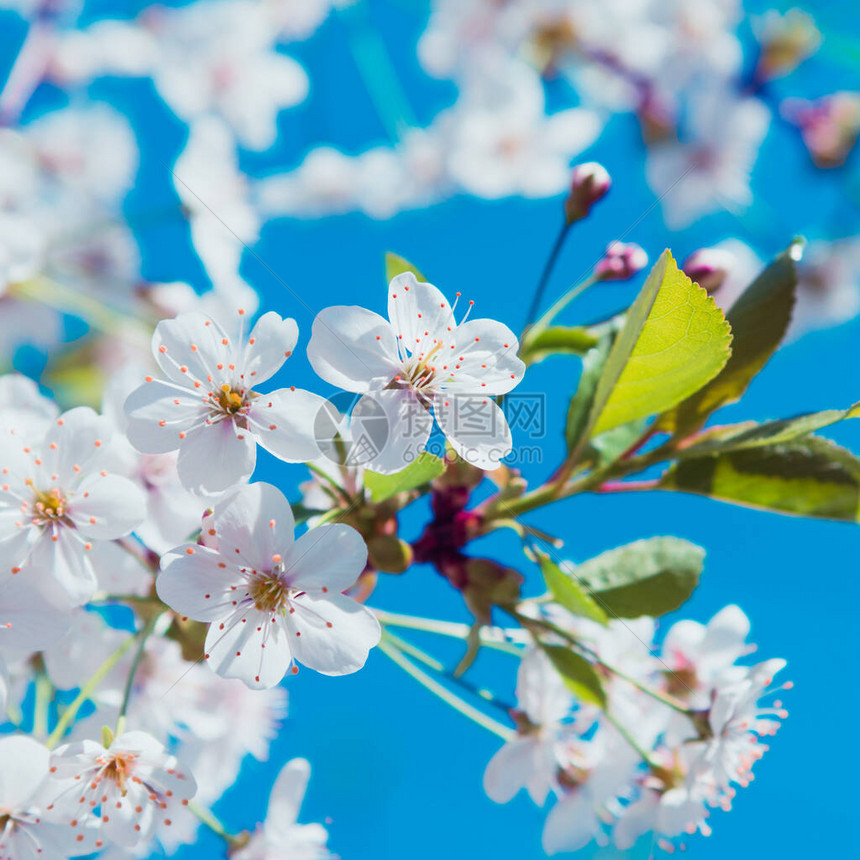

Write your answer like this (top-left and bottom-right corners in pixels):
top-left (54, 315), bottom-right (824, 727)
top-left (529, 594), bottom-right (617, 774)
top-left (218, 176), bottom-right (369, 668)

top-left (0, 261), bottom-right (527, 854)
top-left (12, 0), bottom-right (806, 229)
top-left (485, 606), bottom-right (790, 854)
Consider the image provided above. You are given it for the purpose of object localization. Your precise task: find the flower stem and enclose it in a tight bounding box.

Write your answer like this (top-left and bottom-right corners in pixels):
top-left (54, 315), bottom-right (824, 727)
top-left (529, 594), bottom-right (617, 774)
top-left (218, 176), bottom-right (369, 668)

top-left (524, 220), bottom-right (572, 328)
top-left (383, 631), bottom-right (512, 711)
top-left (115, 615), bottom-right (161, 736)
top-left (32, 671), bottom-right (53, 740)
top-left (374, 609), bottom-right (525, 656)
top-left (530, 273), bottom-right (597, 335)
top-left (189, 801), bottom-right (242, 847)
top-left (46, 634), bottom-right (138, 749)
top-left (378, 635), bottom-right (514, 741)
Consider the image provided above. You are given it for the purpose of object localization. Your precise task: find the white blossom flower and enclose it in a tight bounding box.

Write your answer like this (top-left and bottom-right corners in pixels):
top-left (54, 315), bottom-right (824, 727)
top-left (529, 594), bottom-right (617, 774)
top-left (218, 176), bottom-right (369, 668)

top-left (233, 757), bottom-right (331, 860)
top-left (307, 272), bottom-right (525, 472)
top-left (49, 730), bottom-right (197, 849)
top-left (659, 604), bottom-right (752, 706)
top-left (182, 680), bottom-right (288, 805)
top-left (691, 658), bottom-right (789, 795)
top-left (23, 104), bottom-right (137, 205)
top-left (646, 86), bottom-right (770, 228)
top-left (149, 0), bottom-right (308, 150)
top-left (124, 310), bottom-right (325, 494)
top-left (447, 61), bottom-right (601, 200)
top-left (0, 407), bottom-right (146, 605)
top-left (791, 238), bottom-right (860, 337)
top-left (541, 725), bottom-right (641, 855)
top-left (484, 648), bottom-right (576, 806)
top-left (0, 734), bottom-right (99, 859)
top-left (614, 775), bottom-right (713, 850)
top-left (156, 481), bottom-right (379, 688)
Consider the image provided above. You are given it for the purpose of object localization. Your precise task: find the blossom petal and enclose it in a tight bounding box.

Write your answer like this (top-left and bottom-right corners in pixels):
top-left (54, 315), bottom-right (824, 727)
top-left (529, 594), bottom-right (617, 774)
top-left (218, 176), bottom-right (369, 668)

top-left (700, 604), bottom-right (750, 666)
top-left (447, 318), bottom-right (525, 396)
top-left (307, 306), bottom-right (400, 392)
top-left (265, 758), bottom-right (309, 831)
top-left (29, 529), bottom-right (97, 607)
top-left (71, 474), bottom-right (145, 539)
top-left (483, 739), bottom-right (534, 804)
top-left (287, 592), bottom-right (380, 675)
top-left (152, 311), bottom-right (229, 386)
top-left (387, 273), bottom-right (455, 357)
top-left (286, 523), bottom-right (367, 592)
top-left (249, 388), bottom-right (325, 463)
top-left (0, 735), bottom-right (49, 808)
top-left (614, 792), bottom-right (660, 849)
top-left (361, 389), bottom-right (432, 475)
top-left (124, 380), bottom-right (202, 454)
top-left (176, 421), bottom-right (256, 495)
top-left (205, 610), bottom-right (292, 689)
top-left (42, 407), bottom-right (113, 485)
top-left (157, 546), bottom-right (241, 621)
top-left (213, 482), bottom-right (294, 570)
top-left (0, 573), bottom-right (71, 655)
top-left (242, 312), bottom-right (298, 386)
top-left (0, 524), bottom-right (33, 576)
top-left (434, 394), bottom-right (512, 470)
top-left (542, 793), bottom-right (596, 855)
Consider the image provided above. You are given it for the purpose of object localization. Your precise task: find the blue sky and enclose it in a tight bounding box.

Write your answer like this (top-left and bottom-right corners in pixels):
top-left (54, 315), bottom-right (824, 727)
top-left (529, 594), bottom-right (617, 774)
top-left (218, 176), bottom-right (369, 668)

top-left (3, 0), bottom-right (860, 857)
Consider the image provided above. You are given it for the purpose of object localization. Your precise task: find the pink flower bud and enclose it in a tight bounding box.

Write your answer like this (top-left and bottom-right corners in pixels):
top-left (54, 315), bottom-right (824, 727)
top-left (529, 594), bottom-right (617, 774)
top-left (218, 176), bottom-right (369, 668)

top-left (594, 242), bottom-right (648, 281)
top-left (682, 247), bottom-right (736, 294)
top-left (565, 162), bottom-right (611, 223)
top-left (782, 92), bottom-right (860, 169)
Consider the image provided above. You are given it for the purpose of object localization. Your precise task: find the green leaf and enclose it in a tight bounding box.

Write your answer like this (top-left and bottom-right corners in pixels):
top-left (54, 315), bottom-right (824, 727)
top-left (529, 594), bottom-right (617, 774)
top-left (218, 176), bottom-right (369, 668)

top-left (587, 418), bottom-right (650, 465)
top-left (675, 403), bottom-right (860, 459)
top-left (660, 241), bottom-right (802, 436)
top-left (591, 251), bottom-right (733, 436)
top-left (659, 435), bottom-right (860, 521)
top-left (520, 326), bottom-right (599, 365)
top-left (385, 252), bottom-right (426, 283)
top-left (536, 551), bottom-right (608, 625)
top-left (364, 452), bottom-right (445, 502)
top-left (572, 537), bottom-right (704, 618)
top-left (542, 645), bottom-right (606, 708)
top-left (565, 332), bottom-right (615, 451)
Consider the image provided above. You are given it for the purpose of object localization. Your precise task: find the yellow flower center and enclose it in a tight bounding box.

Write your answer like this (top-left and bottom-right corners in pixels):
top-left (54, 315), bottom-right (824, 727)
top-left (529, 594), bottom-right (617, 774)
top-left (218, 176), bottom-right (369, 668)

top-left (29, 487), bottom-right (68, 525)
top-left (217, 384), bottom-right (245, 414)
top-left (248, 569), bottom-right (292, 613)
top-left (96, 753), bottom-right (136, 795)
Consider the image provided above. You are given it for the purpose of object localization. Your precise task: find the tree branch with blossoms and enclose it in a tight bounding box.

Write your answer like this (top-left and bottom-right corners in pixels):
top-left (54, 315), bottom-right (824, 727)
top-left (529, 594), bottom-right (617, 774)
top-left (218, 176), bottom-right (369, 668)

top-left (0, 157), bottom-right (855, 860)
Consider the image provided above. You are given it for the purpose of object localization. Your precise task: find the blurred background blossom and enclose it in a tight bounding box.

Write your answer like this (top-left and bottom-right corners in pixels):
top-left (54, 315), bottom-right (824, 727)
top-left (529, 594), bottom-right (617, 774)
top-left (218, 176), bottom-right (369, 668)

top-left (1, 1), bottom-right (859, 857)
